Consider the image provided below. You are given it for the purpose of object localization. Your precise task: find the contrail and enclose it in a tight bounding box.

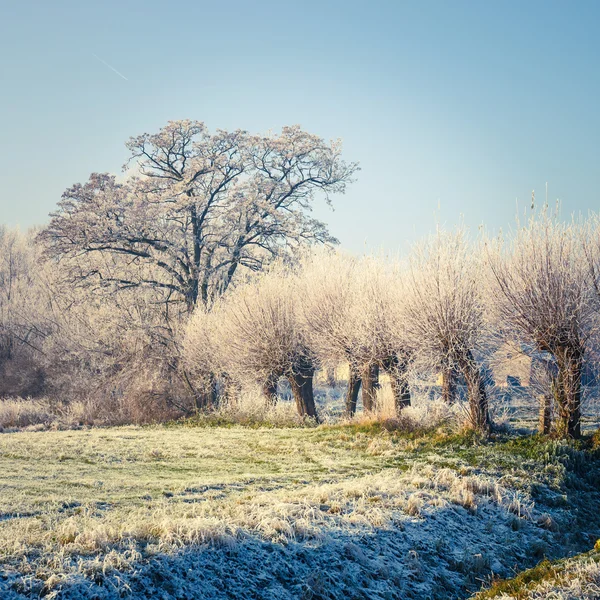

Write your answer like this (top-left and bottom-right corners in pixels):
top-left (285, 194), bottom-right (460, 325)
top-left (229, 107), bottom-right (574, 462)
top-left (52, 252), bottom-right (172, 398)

top-left (92, 53), bottom-right (128, 81)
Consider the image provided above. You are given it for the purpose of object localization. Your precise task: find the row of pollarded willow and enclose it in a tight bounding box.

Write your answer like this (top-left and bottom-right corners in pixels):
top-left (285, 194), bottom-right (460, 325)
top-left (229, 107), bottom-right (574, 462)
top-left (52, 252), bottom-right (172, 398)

top-left (185, 214), bottom-right (600, 438)
top-left (184, 232), bottom-right (491, 432)
top-left (181, 254), bottom-right (395, 419)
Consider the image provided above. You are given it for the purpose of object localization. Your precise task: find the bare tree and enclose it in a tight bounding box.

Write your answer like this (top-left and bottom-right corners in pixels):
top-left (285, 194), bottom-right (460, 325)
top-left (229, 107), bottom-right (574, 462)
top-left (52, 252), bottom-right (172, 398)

top-left (403, 229), bottom-right (492, 434)
top-left (0, 227), bottom-right (49, 395)
top-left (296, 251), bottom-right (361, 414)
top-left (40, 121), bottom-right (357, 314)
top-left (351, 256), bottom-right (412, 414)
top-left (488, 214), bottom-right (596, 438)
top-left (180, 307), bottom-right (226, 410)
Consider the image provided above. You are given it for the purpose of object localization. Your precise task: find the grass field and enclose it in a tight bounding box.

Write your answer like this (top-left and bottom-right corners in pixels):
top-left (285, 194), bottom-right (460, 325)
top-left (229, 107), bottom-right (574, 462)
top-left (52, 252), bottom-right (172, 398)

top-left (1, 420), bottom-right (600, 599)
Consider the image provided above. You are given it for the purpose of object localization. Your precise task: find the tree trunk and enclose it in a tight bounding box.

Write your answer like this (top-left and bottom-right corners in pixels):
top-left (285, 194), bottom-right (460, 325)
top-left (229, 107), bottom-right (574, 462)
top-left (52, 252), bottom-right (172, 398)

top-left (458, 350), bottom-right (491, 434)
top-left (441, 366), bottom-right (457, 404)
top-left (262, 371), bottom-right (280, 406)
top-left (553, 347), bottom-right (582, 439)
top-left (361, 362), bottom-right (380, 413)
top-left (326, 366), bottom-right (337, 388)
top-left (382, 355), bottom-right (411, 414)
top-left (194, 373), bottom-right (218, 411)
top-left (189, 202), bottom-right (201, 310)
top-left (538, 393), bottom-right (552, 435)
top-left (209, 375), bottom-right (218, 407)
top-left (179, 368), bottom-right (204, 414)
top-left (288, 361), bottom-right (319, 421)
top-left (345, 366), bottom-right (361, 417)
top-left (390, 373), bottom-right (411, 414)
top-left (221, 373), bottom-right (241, 406)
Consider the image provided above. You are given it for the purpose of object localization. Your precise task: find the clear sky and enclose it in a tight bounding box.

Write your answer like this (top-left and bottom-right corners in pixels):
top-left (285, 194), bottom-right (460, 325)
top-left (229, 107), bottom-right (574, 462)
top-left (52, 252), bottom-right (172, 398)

top-left (1, 0), bottom-right (598, 253)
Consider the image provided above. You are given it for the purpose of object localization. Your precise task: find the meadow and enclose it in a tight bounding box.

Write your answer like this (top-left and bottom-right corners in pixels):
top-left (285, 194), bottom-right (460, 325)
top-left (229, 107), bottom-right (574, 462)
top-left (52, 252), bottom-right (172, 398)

top-left (1, 396), bottom-right (600, 599)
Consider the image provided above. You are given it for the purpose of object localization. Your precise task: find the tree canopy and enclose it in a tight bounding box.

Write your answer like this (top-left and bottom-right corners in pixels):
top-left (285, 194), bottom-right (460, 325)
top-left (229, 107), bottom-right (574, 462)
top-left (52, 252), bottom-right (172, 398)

top-left (41, 120), bottom-right (358, 311)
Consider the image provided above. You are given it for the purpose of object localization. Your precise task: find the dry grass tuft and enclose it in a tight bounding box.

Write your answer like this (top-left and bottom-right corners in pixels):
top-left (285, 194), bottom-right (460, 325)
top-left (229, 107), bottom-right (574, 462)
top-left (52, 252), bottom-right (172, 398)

top-left (0, 398), bottom-right (90, 431)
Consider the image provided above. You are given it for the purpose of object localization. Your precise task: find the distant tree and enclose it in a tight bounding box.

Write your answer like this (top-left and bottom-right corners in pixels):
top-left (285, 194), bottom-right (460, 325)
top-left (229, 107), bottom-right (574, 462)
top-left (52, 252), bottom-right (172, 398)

top-left (489, 215), bottom-right (596, 438)
top-left (0, 228), bottom-right (39, 357)
top-left (40, 121), bottom-right (357, 313)
top-left (0, 227), bottom-right (49, 395)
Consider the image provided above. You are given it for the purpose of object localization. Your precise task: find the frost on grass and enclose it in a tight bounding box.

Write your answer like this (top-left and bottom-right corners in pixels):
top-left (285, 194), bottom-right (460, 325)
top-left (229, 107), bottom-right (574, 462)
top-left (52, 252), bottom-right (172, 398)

top-left (473, 549), bottom-right (600, 599)
top-left (0, 471), bottom-right (555, 599)
top-left (0, 425), bottom-right (599, 599)
top-left (493, 560), bottom-right (600, 599)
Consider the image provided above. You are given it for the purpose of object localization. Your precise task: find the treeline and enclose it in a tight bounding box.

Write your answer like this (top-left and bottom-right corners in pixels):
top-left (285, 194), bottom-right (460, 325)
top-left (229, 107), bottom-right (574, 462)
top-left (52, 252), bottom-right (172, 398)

top-left (3, 214), bottom-right (599, 438)
top-left (185, 219), bottom-right (600, 439)
top-left (1, 120), bottom-right (599, 439)
top-left (0, 120), bottom-right (358, 423)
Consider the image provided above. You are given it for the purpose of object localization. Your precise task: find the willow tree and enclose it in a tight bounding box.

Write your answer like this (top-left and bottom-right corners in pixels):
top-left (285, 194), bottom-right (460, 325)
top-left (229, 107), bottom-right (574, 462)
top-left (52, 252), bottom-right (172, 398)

top-left (187, 268), bottom-right (319, 419)
top-left (348, 256), bottom-right (412, 415)
top-left (489, 215), bottom-right (595, 439)
top-left (298, 251), bottom-right (412, 416)
top-left (296, 252), bottom-right (361, 414)
top-left (403, 229), bottom-right (492, 434)
top-left (40, 120), bottom-right (357, 314)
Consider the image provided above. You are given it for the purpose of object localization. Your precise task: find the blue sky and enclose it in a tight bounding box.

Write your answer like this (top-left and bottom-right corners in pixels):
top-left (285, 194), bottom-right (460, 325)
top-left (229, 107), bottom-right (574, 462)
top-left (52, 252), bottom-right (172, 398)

top-left (1, 0), bottom-right (598, 253)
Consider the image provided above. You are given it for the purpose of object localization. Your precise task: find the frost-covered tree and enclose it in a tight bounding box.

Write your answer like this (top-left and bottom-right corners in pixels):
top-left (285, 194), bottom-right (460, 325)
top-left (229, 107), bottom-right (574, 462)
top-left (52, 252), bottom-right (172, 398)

top-left (0, 227), bottom-right (49, 395)
top-left (180, 306), bottom-right (226, 409)
top-left (186, 267), bottom-right (320, 419)
top-left (298, 251), bottom-right (411, 416)
top-left (40, 121), bottom-right (357, 313)
top-left (350, 257), bottom-right (412, 414)
top-left (0, 228), bottom-right (39, 355)
top-left (403, 229), bottom-right (492, 434)
top-left (489, 215), bottom-right (596, 439)
top-left (296, 252), bottom-right (361, 413)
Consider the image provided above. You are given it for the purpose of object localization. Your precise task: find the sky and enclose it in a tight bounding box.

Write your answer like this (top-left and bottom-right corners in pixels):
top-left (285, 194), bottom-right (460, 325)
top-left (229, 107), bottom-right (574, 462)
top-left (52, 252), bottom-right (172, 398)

top-left (1, 0), bottom-right (599, 254)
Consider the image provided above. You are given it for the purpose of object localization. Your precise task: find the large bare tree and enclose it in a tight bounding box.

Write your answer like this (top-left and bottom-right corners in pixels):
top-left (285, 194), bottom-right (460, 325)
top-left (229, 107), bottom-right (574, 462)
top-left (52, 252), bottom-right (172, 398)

top-left (40, 121), bottom-right (357, 313)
